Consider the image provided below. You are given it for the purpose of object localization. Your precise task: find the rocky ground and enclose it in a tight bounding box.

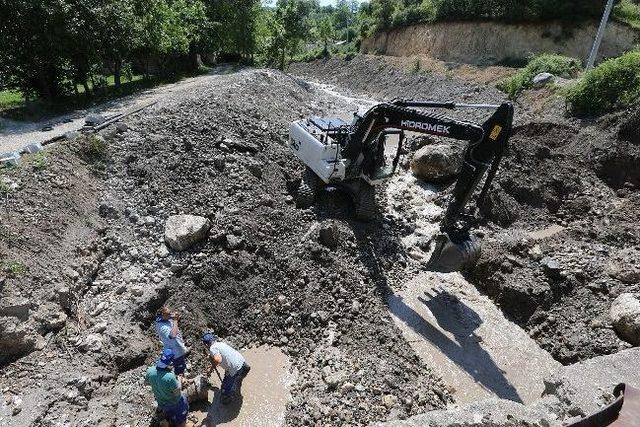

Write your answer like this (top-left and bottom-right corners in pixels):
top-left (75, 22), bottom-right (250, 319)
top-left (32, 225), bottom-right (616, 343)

top-left (1, 54), bottom-right (639, 426)
top-left (291, 55), bottom-right (640, 364)
top-left (0, 67), bottom-right (450, 426)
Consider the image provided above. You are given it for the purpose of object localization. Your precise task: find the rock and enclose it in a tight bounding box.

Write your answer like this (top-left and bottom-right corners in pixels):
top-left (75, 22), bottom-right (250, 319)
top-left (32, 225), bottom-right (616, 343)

top-left (528, 245), bottom-right (544, 261)
top-left (115, 122), bottom-right (129, 133)
top-left (410, 144), bottom-right (463, 182)
top-left (98, 202), bottom-right (119, 219)
top-left (157, 245), bottom-right (170, 258)
top-left (0, 318), bottom-right (42, 362)
top-left (11, 396), bottom-right (22, 416)
top-left (341, 382), bottom-right (355, 394)
top-left (81, 333), bottom-right (103, 352)
top-left (225, 234), bottom-right (244, 250)
top-left (319, 222), bottom-right (339, 248)
top-left (607, 248), bottom-right (640, 283)
top-left (540, 257), bottom-right (563, 279)
top-left (85, 114), bottom-right (106, 126)
top-left (164, 215), bottom-right (211, 251)
top-left (610, 293), bottom-right (640, 345)
top-left (323, 370), bottom-right (345, 391)
top-left (22, 142), bottom-right (44, 154)
top-left (382, 394), bottom-right (399, 409)
top-left (0, 297), bottom-right (32, 319)
top-left (532, 72), bottom-right (555, 87)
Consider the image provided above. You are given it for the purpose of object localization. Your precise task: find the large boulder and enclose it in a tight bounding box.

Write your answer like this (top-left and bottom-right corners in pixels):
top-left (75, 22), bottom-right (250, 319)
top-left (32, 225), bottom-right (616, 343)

top-left (610, 293), bottom-right (640, 345)
top-left (532, 72), bottom-right (555, 88)
top-left (164, 214), bottom-right (211, 251)
top-left (410, 144), bottom-right (463, 182)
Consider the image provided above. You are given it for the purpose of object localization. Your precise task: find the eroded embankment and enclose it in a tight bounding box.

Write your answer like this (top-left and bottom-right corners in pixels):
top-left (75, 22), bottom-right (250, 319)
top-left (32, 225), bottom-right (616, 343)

top-left (361, 20), bottom-right (639, 65)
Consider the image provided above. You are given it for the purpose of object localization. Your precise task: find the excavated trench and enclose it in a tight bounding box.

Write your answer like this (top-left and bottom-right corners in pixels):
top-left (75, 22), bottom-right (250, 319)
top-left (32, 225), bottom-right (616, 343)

top-left (1, 59), bottom-right (638, 426)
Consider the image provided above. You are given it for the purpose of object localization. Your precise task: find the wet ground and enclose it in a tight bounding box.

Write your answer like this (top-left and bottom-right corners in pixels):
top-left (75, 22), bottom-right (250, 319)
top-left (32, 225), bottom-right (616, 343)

top-left (388, 272), bottom-right (559, 404)
top-left (192, 346), bottom-right (296, 427)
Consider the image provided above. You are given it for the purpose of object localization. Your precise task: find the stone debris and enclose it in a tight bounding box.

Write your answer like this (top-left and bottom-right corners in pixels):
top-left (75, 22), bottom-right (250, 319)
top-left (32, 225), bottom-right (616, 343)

top-left (164, 214), bottom-right (211, 251)
top-left (85, 113), bottom-right (106, 126)
top-left (410, 144), bottom-right (463, 182)
top-left (610, 293), bottom-right (640, 345)
top-left (532, 72), bottom-right (555, 87)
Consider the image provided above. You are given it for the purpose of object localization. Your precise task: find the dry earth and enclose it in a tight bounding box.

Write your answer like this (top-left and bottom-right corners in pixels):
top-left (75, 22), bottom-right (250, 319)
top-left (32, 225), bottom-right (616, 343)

top-left (1, 55), bottom-right (639, 426)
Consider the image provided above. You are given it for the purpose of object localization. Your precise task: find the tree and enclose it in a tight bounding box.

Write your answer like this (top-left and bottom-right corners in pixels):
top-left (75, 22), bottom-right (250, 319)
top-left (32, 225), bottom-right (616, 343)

top-left (316, 16), bottom-right (335, 56)
top-left (0, 0), bottom-right (73, 100)
top-left (265, 0), bottom-right (312, 69)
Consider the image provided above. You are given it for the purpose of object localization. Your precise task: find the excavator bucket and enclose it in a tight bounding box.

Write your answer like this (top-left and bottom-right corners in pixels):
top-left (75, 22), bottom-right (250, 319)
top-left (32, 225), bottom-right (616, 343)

top-left (425, 233), bottom-right (481, 273)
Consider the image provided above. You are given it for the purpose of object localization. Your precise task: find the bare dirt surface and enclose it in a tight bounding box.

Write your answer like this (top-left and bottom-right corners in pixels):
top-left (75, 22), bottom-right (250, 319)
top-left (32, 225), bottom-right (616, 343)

top-left (290, 55), bottom-right (640, 365)
top-left (1, 55), bottom-right (639, 426)
top-left (0, 67), bottom-right (450, 426)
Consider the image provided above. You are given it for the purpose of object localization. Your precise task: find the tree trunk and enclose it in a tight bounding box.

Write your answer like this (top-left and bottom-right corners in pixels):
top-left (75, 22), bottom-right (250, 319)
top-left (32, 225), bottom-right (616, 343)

top-left (280, 47), bottom-right (286, 71)
top-left (82, 81), bottom-right (91, 97)
top-left (114, 59), bottom-right (122, 90)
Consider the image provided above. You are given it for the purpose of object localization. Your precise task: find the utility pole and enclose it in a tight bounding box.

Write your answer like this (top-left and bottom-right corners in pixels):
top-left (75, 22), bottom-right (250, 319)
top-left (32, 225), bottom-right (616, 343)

top-left (586, 0), bottom-right (616, 69)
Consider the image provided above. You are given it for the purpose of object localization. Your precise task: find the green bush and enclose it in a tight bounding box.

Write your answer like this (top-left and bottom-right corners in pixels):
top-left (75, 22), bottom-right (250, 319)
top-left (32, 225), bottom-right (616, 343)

top-left (566, 51), bottom-right (640, 116)
top-left (498, 54), bottom-right (582, 99)
top-left (614, 0), bottom-right (640, 30)
top-left (78, 135), bottom-right (109, 162)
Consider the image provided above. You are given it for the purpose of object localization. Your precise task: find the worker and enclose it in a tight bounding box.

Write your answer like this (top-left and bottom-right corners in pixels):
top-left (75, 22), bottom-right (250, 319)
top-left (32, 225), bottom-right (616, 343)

top-left (145, 349), bottom-right (189, 427)
top-left (155, 306), bottom-right (188, 377)
top-left (202, 333), bottom-right (251, 404)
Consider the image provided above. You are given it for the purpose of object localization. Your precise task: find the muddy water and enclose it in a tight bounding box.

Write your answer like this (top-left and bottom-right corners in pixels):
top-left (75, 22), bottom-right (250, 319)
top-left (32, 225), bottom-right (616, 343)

top-left (388, 272), bottom-right (560, 404)
top-left (383, 172), bottom-right (560, 404)
top-left (191, 345), bottom-right (296, 427)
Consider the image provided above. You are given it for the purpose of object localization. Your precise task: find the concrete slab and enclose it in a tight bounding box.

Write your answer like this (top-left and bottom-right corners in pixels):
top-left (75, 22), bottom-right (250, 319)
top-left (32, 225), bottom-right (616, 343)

top-left (192, 345), bottom-right (296, 427)
top-left (388, 272), bottom-right (560, 404)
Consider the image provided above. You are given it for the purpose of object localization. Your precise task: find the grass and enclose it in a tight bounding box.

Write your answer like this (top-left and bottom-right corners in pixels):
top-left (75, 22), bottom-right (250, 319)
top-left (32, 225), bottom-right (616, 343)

top-left (32, 152), bottom-right (48, 170)
top-left (614, 0), bottom-right (640, 30)
top-left (566, 50), bottom-right (640, 116)
top-left (4, 261), bottom-right (28, 277)
top-left (497, 54), bottom-right (582, 99)
top-left (0, 90), bottom-right (24, 111)
top-left (78, 135), bottom-right (109, 162)
top-left (0, 68), bottom-right (210, 122)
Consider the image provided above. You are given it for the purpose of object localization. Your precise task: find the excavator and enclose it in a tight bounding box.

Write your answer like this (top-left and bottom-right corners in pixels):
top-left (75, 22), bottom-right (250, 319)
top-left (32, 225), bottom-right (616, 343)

top-left (288, 99), bottom-right (514, 273)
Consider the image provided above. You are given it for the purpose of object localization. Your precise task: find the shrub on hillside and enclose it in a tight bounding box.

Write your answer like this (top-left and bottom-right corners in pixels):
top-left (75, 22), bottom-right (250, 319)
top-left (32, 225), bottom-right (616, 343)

top-left (498, 54), bottom-right (582, 99)
top-left (566, 51), bottom-right (640, 116)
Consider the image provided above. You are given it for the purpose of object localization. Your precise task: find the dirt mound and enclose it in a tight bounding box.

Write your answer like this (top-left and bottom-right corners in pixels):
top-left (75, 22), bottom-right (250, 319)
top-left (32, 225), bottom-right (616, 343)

top-left (0, 68), bottom-right (449, 425)
top-left (470, 119), bottom-right (640, 363)
top-left (290, 56), bottom-right (640, 365)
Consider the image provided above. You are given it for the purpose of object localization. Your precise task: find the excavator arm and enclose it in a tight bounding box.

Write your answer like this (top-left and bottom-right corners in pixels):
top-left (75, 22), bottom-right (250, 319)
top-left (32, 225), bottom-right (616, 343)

top-left (345, 100), bottom-right (514, 272)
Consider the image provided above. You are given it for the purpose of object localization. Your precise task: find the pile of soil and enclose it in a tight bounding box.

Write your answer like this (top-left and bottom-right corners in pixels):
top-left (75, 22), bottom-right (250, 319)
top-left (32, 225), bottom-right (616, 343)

top-left (290, 56), bottom-right (640, 364)
top-left (0, 68), bottom-right (449, 425)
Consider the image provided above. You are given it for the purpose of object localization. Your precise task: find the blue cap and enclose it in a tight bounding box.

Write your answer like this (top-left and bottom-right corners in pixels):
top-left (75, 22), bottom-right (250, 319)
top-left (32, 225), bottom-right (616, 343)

top-left (156, 348), bottom-right (175, 369)
top-left (202, 333), bottom-right (218, 344)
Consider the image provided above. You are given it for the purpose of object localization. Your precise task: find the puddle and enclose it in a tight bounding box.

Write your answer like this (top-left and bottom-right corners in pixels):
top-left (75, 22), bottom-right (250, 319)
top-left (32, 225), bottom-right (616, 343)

top-left (191, 345), bottom-right (296, 427)
top-left (388, 272), bottom-right (560, 404)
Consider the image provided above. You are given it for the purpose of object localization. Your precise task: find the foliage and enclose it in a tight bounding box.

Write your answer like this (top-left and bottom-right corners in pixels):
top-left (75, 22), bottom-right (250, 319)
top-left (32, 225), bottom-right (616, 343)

top-left (78, 135), bottom-right (109, 162)
top-left (32, 152), bottom-right (48, 171)
top-left (360, 0), bottom-right (619, 35)
top-left (566, 51), bottom-right (640, 116)
top-left (262, 0), bottom-right (313, 69)
top-left (613, 0), bottom-right (640, 29)
top-left (497, 54), bottom-right (582, 99)
top-left (0, 0), bottom-right (259, 104)
top-left (4, 261), bottom-right (28, 277)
